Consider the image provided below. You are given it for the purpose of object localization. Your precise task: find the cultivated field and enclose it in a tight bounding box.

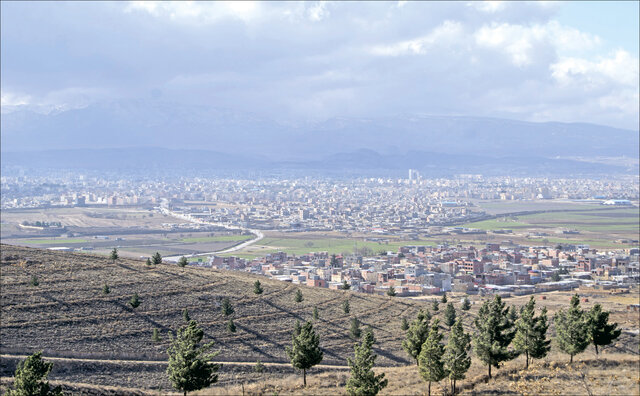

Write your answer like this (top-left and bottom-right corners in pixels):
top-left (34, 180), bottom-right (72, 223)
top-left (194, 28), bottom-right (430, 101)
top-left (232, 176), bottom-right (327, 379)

top-left (1, 244), bottom-right (639, 394)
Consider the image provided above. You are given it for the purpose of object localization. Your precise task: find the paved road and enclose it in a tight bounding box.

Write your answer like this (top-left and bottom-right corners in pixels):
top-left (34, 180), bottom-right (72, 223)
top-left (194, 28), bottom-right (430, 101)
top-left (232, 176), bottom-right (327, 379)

top-left (160, 208), bottom-right (264, 261)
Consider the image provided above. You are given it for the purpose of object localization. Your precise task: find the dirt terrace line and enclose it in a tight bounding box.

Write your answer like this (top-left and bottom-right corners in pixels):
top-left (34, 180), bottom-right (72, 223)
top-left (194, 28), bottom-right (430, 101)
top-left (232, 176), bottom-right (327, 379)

top-left (0, 353), bottom-right (361, 369)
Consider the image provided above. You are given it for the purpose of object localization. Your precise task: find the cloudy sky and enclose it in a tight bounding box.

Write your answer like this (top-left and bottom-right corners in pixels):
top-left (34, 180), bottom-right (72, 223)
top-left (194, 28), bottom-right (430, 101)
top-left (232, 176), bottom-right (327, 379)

top-left (1, 1), bottom-right (638, 130)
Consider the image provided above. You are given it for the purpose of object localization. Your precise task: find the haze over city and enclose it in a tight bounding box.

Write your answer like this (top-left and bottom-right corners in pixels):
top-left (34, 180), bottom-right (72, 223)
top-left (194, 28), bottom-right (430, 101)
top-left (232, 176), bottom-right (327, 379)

top-left (1, 2), bottom-right (639, 396)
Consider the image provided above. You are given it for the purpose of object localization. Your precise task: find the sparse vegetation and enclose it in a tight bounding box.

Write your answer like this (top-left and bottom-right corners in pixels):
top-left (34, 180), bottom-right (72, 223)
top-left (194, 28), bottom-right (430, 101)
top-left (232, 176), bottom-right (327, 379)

top-left (294, 289), bottom-right (303, 303)
top-left (110, 248), bottom-right (119, 262)
top-left (178, 256), bottom-right (188, 267)
top-left (152, 328), bottom-right (161, 342)
top-left (221, 297), bottom-right (234, 316)
top-left (6, 351), bottom-right (62, 396)
top-left (350, 317), bottom-right (361, 339)
top-left (129, 293), bottom-right (140, 308)
top-left (152, 252), bottom-right (162, 265)
top-left (253, 279), bottom-right (263, 295)
top-left (342, 299), bottom-right (350, 314)
top-left (386, 286), bottom-right (396, 297)
top-left (102, 283), bottom-right (110, 294)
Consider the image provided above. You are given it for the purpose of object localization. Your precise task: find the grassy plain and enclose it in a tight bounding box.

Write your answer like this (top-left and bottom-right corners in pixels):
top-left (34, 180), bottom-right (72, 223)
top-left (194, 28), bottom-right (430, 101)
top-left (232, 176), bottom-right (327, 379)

top-left (1, 244), bottom-right (638, 395)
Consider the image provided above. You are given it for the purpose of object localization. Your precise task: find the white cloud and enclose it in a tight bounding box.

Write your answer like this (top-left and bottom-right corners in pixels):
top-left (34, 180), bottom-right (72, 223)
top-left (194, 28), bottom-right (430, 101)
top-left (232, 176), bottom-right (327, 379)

top-left (307, 1), bottom-right (329, 22)
top-left (550, 50), bottom-right (639, 87)
top-left (1, 92), bottom-right (31, 106)
top-left (125, 1), bottom-right (262, 24)
top-left (468, 1), bottom-right (507, 14)
top-left (370, 20), bottom-right (464, 56)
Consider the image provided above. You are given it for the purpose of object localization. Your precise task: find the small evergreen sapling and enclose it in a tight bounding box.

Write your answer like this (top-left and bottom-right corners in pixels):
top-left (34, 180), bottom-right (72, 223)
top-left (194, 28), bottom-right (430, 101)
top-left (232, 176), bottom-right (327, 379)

top-left (350, 317), bottom-right (362, 339)
top-left (401, 317), bottom-right (409, 331)
top-left (221, 298), bottom-right (234, 316)
top-left (346, 328), bottom-right (388, 396)
top-left (443, 319), bottom-right (472, 395)
top-left (587, 303), bottom-right (621, 355)
top-left (7, 351), bottom-right (62, 396)
top-left (152, 328), bottom-right (161, 342)
top-left (102, 283), bottom-right (111, 294)
top-left (178, 256), bottom-right (188, 267)
top-left (418, 319), bottom-right (446, 396)
top-left (513, 296), bottom-right (551, 369)
top-left (286, 321), bottom-right (323, 387)
top-left (295, 289), bottom-right (304, 303)
top-left (183, 308), bottom-right (190, 322)
top-left (30, 275), bottom-right (39, 287)
top-left (461, 297), bottom-right (471, 311)
top-left (253, 279), bottom-right (264, 295)
top-left (441, 292), bottom-right (447, 303)
top-left (386, 286), bottom-right (396, 297)
top-left (343, 299), bottom-right (350, 314)
top-left (444, 302), bottom-right (456, 327)
top-left (554, 294), bottom-right (589, 363)
top-left (431, 300), bottom-right (439, 312)
top-left (342, 280), bottom-right (351, 290)
top-left (402, 309), bottom-right (431, 365)
top-left (473, 295), bottom-right (516, 379)
top-left (312, 307), bottom-right (319, 320)
top-left (130, 293), bottom-right (141, 308)
top-left (227, 319), bottom-right (236, 333)
top-left (110, 248), bottom-right (119, 262)
top-left (152, 252), bottom-right (162, 265)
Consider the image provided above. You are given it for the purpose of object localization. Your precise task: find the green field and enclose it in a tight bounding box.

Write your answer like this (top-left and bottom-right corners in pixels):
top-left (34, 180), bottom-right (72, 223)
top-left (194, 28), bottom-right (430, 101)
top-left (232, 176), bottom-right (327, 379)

top-left (222, 237), bottom-right (436, 259)
top-left (177, 234), bottom-right (253, 243)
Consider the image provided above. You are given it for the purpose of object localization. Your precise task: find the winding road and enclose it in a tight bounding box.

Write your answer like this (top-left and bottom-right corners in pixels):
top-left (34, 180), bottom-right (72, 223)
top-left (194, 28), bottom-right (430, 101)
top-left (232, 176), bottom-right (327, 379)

top-left (160, 208), bottom-right (264, 262)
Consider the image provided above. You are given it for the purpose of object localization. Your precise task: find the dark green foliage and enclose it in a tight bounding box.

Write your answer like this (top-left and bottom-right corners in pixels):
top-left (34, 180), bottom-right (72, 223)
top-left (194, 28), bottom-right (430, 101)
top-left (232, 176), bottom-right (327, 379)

top-left (343, 299), bottom-right (350, 314)
top-left (431, 300), bottom-right (439, 312)
top-left (183, 308), bottom-right (190, 322)
top-left (513, 296), bottom-right (551, 369)
top-left (346, 329), bottom-right (388, 396)
top-left (102, 283), bottom-right (110, 294)
top-left (178, 256), bottom-right (188, 267)
top-left (551, 272), bottom-right (561, 282)
top-left (461, 297), bottom-right (471, 311)
top-left (152, 328), bottom-right (161, 342)
top-left (587, 303), bottom-right (621, 355)
top-left (386, 286), bottom-right (396, 297)
top-left (221, 297), bottom-right (234, 316)
top-left (286, 321), bottom-right (323, 387)
top-left (167, 320), bottom-right (220, 394)
top-left (401, 317), bottom-right (409, 332)
top-left (441, 292), bottom-right (447, 303)
top-left (473, 295), bottom-right (516, 379)
top-left (350, 317), bottom-right (362, 339)
top-left (312, 306), bottom-right (319, 320)
top-left (30, 275), bottom-right (39, 287)
top-left (508, 306), bottom-right (519, 323)
top-left (146, 257), bottom-right (152, 266)
top-left (129, 293), bottom-right (140, 308)
top-left (7, 351), bottom-right (62, 396)
top-left (253, 280), bottom-right (264, 295)
top-left (444, 319), bottom-right (472, 395)
top-left (418, 319), bottom-right (446, 396)
top-left (254, 359), bottom-right (265, 373)
top-left (330, 254), bottom-right (339, 267)
top-left (402, 309), bottom-right (431, 365)
top-left (295, 289), bottom-right (304, 303)
top-left (110, 248), bottom-right (118, 262)
top-left (444, 302), bottom-right (456, 327)
top-left (554, 294), bottom-right (590, 363)
top-left (227, 319), bottom-right (236, 333)
top-left (152, 252), bottom-right (162, 265)
top-left (342, 280), bottom-right (351, 290)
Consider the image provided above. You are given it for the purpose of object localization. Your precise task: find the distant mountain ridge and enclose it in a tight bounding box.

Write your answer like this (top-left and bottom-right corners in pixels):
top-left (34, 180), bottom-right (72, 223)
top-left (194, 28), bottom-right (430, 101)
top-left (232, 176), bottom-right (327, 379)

top-left (2, 100), bottom-right (637, 161)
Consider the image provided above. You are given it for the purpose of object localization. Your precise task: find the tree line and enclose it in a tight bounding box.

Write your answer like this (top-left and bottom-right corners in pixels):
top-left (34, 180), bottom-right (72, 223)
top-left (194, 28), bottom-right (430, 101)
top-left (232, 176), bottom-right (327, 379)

top-left (7, 282), bottom-right (621, 396)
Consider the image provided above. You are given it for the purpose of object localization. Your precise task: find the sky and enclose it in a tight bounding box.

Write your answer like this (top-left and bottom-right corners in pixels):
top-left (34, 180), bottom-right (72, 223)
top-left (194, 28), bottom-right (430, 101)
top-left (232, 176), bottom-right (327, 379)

top-left (1, 1), bottom-right (639, 130)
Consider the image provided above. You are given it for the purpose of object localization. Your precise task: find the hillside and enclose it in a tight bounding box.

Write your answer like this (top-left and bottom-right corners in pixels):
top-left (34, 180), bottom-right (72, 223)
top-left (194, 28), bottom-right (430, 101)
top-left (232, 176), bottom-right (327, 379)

top-left (1, 244), bottom-right (638, 394)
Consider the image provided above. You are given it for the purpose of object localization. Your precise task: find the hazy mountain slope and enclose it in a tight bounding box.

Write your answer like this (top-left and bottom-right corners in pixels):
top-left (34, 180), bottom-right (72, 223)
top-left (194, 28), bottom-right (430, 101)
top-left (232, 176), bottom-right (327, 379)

top-left (2, 101), bottom-right (637, 159)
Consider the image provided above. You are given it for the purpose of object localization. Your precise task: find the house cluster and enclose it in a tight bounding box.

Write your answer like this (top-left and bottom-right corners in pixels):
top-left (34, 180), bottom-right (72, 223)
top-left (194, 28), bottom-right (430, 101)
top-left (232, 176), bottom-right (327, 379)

top-left (207, 243), bottom-right (640, 297)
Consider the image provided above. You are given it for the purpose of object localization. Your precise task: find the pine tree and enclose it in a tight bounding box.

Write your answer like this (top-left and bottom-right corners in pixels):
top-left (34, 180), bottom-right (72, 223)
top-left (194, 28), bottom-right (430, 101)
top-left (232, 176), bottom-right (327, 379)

top-left (443, 319), bottom-right (472, 395)
top-left (342, 280), bottom-right (351, 290)
top-left (221, 297), bottom-right (234, 316)
top-left (254, 359), bottom-right (265, 373)
top-left (167, 320), bottom-right (220, 395)
top-left (227, 319), bottom-right (236, 333)
top-left (343, 299), bottom-right (350, 314)
top-left (554, 294), bottom-right (590, 363)
top-left (286, 321), bottom-right (323, 387)
top-left (418, 319), bottom-right (447, 396)
top-left (30, 275), bottom-right (39, 287)
top-left (110, 248), bottom-right (119, 262)
top-left (102, 283), bottom-right (110, 295)
top-left (441, 292), bottom-right (447, 303)
top-left (587, 303), bottom-right (621, 355)
top-left (152, 252), bottom-right (162, 265)
top-left (7, 351), bottom-right (62, 396)
top-left (178, 256), bottom-right (188, 267)
top-left (432, 300), bottom-right (439, 312)
top-left (313, 306), bottom-right (319, 320)
top-left (146, 257), bottom-right (152, 266)
top-left (461, 297), bottom-right (471, 311)
top-left (513, 296), bottom-right (551, 369)
top-left (152, 328), bottom-right (161, 342)
top-left (129, 293), bottom-right (141, 308)
top-left (350, 317), bottom-right (362, 339)
top-left (386, 286), bottom-right (396, 297)
top-left (346, 328), bottom-right (388, 396)
top-left (401, 317), bottom-right (409, 332)
top-left (183, 308), bottom-right (190, 322)
top-left (295, 289), bottom-right (304, 303)
top-left (402, 309), bottom-right (431, 365)
top-left (253, 280), bottom-right (263, 295)
top-left (444, 302), bottom-right (456, 327)
top-left (473, 295), bottom-right (516, 379)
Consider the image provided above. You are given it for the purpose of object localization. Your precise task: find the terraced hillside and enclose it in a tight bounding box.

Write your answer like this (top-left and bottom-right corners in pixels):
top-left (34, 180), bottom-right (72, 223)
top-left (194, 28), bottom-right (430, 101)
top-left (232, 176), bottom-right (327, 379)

top-left (0, 244), bottom-right (423, 391)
